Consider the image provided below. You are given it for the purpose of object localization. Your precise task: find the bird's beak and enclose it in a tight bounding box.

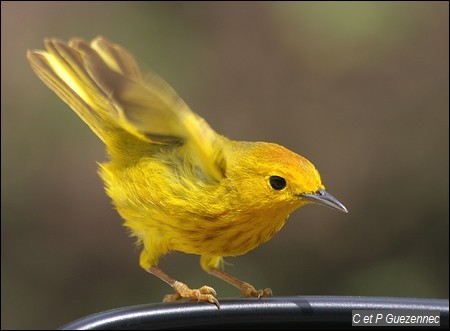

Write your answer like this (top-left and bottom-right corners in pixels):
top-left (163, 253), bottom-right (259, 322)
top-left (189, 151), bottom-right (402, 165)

top-left (300, 189), bottom-right (348, 213)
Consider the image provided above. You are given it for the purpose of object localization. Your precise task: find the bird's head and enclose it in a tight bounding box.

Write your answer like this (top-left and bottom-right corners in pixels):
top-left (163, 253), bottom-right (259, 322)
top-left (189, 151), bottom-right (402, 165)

top-left (228, 142), bottom-right (347, 214)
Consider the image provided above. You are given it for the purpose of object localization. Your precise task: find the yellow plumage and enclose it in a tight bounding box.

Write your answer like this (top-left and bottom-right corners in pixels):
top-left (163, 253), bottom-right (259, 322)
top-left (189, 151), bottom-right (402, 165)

top-left (28, 37), bottom-right (347, 306)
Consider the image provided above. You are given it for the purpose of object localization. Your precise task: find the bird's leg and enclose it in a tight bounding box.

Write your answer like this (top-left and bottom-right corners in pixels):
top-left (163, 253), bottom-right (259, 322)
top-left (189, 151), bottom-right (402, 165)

top-left (147, 266), bottom-right (219, 307)
top-left (209, 268), bottom-right (272, 298)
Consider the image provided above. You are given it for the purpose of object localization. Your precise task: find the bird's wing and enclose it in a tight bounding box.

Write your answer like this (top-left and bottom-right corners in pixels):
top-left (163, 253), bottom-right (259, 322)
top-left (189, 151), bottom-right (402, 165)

top-left (28, 37), bottom-right (226, 181)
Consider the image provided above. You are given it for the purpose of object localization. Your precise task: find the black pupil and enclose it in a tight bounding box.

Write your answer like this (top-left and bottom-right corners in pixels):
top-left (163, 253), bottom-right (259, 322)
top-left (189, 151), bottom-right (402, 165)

top-left (269, 176), bottom-right (286, 190)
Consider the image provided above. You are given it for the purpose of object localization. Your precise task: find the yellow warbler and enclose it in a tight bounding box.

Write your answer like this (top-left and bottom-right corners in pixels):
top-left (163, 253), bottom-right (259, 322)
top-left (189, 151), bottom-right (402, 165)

top-left (27, 37), bottom-right (347, 306)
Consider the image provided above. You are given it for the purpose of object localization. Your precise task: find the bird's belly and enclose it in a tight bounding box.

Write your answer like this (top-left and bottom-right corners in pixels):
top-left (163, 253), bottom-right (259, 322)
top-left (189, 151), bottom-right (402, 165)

top-left (111, 173), bottom-right (290, 258)
top-left (170, 215), bottom-right (287, 257)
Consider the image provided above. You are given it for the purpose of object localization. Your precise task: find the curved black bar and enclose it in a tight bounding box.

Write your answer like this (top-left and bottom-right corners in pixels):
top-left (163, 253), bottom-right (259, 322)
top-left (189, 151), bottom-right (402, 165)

top-left (60, 296), bottom-right (449, 330)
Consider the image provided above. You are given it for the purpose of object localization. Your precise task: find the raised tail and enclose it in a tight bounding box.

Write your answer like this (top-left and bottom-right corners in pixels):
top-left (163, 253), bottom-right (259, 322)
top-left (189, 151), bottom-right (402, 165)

top-left (28, 37), bottom-right (227, 181)
top-left (27, 37), bottom-right (147, 144)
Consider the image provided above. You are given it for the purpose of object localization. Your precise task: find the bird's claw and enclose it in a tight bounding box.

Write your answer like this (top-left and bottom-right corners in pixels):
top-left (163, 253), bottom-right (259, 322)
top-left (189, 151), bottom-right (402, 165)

top-left (163, 281), bottom-right (220, 308)
top-left (241, 282), bottom-right (272, 298)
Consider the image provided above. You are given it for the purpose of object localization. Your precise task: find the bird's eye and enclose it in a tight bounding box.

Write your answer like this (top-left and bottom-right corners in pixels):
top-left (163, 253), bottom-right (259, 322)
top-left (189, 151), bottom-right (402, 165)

top-left (269, 176), bottom-right (286, 190)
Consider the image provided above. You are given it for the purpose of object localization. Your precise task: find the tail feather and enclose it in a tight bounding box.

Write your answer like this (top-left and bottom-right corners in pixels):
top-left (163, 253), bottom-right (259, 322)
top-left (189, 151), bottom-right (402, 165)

top-left (88, 37), bottom-right (142, 81)
top-left (28, 39), bottom-right (121, 143)
top-left (28, 37), bottom-right (227, 181)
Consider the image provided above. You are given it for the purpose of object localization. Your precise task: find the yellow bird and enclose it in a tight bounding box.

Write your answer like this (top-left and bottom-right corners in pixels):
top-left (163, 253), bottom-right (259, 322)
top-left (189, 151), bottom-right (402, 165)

top-left (27, 37), bottom-right (347, 306)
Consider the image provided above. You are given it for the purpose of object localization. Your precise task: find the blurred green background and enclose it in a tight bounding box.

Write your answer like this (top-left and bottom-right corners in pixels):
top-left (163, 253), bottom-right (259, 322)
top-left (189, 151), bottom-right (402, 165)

top-left (2, 2), bottom-right (448, 329)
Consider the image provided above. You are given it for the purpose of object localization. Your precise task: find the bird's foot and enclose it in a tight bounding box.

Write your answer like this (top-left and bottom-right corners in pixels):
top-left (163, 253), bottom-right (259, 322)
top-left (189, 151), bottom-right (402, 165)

top-left (240, 282), bottom-right (272, 298)
top-left (163, 281), bottom-right (219, 307)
